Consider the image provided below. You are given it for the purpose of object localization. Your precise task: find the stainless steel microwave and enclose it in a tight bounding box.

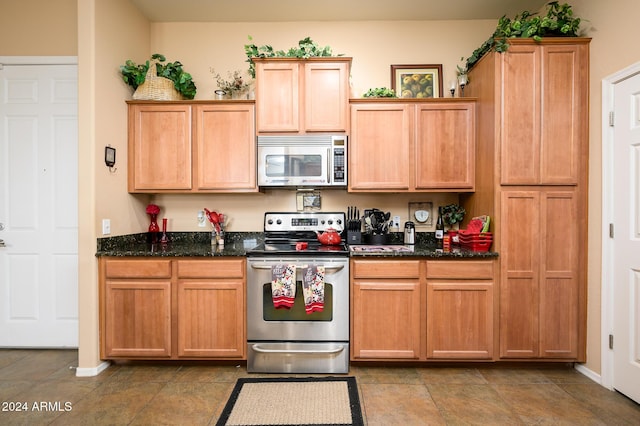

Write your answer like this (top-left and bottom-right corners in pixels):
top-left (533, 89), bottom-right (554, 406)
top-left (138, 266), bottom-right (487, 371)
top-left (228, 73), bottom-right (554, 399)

top-left (257, 135), bottom-right (347, 187)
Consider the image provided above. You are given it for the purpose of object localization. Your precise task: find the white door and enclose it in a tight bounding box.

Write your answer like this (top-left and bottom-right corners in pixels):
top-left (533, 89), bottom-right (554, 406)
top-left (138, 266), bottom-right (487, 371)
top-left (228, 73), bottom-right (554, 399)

top-left (0, 59), bottom-right (78, 347)
top-left (612, 70), bottom-right (640, 403)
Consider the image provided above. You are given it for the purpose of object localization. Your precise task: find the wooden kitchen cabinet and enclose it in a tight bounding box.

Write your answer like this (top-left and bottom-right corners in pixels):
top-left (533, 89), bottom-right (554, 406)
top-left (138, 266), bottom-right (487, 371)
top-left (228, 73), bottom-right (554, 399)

top-left (176, 259), bottom-right (245, 358)
top-left (193, 103), bottom-right (256, 191)
top-left (426, 260), bottom-right (495, 360)
top-left (128, 103), bottom-right (192, 191)
top-left (349, 99), bottom-right (475, 192)
top-left (100, 259), bottom-right (173, 358)
top-left (499, 190), bottom-right (580, 359)
top-left (350, 259), bottom-right (422, 360)
top-left (254, 58), bottom-right (351, 133)
top-left (127, 101), bottom-right (257, 193)
top-left (500, 42), bottom-right (588, 185)
top-left (463, 38), bottom-right (589, 362)
top-left (99, 257), bottom-right (246, 360)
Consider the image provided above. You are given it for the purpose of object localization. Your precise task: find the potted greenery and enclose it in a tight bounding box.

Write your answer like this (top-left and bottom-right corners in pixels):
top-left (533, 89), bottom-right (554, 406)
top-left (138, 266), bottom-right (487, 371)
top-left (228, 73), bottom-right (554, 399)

top-left (441, 204), bottom-right (466, 230)
top-left (244, 36), bottom-right (341, 78)
top-left (120, 53), bottom-right (197, 100)
top-left (362, 87), bottom-right (397, 98)
top-left (463, 2), bottom-right (583, 71)
top-left (210, 69), bottom-right (251, 99)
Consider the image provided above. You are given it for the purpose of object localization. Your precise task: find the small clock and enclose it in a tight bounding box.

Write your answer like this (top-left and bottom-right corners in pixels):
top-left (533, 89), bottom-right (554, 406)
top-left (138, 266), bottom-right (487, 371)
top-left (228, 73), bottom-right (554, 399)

top-left (414, 209), bottom-right (430, 223)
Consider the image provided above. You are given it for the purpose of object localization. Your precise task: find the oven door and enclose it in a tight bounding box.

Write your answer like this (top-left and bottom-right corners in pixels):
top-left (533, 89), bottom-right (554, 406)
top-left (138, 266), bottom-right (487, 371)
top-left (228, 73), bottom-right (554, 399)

top-left (246, 257), bottom-right (349, 342)
top-left (246, 256), bottom-right (349, 373)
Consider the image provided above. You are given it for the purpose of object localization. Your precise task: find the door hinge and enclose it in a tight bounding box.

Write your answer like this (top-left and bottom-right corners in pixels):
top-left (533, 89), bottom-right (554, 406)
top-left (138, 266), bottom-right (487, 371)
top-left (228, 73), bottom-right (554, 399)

top-left (609, 334), bottom-right (614, 350)
top-left (609, 111), bottom-right (615, 127)
top-left (609, 223), bottom-right (614, 238)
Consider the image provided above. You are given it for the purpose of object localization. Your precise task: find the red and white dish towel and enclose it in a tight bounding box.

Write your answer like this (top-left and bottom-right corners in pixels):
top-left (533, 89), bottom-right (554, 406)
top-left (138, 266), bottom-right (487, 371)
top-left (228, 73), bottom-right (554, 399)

top-left (271, 264), bottom-right (325, 314)
top-left (271, 264), bottom-right (296, 309)
top-left (302, 265), bottom-right (325, 314)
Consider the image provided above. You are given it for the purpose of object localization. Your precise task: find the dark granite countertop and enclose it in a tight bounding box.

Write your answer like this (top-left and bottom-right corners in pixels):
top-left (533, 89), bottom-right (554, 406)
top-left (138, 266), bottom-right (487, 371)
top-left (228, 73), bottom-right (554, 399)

top-left (96, 232), bottom-right (263, 257)
top-left (96, 232), bottom-right (497, 259)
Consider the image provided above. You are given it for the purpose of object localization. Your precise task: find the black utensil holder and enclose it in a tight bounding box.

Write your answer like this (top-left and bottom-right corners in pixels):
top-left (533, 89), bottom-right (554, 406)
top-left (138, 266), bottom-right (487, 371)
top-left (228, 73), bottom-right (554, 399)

top-left (365, 233), bottom-right (390, 245)
top-left (347, 230), bottom-right (362, 244)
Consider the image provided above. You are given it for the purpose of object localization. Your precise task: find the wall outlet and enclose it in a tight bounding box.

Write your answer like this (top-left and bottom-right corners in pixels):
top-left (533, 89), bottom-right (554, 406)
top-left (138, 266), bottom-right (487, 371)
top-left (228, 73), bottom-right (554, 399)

top-left (197, 210), bottom-right (207, 227)
top-left (393, 215), bottom-right (401, 230)
top-left (102, 219), bottom-right (111, 235)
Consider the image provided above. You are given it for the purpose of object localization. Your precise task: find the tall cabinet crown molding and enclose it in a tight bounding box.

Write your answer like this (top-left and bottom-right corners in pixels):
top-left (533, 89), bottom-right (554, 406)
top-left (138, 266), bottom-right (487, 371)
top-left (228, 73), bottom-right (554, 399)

top-left (463, 38), bottom-right (590, 362)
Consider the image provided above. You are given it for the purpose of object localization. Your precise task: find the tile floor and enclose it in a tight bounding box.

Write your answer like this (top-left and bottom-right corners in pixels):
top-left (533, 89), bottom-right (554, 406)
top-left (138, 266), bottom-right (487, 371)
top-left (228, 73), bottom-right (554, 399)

top-left (0, 349), bottom-right (639, 425)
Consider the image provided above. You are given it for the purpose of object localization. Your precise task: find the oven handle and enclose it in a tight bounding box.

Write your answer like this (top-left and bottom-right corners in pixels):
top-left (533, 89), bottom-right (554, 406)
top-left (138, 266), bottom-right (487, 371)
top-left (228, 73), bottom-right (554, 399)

top-left (250, 264), bottom-right (345, 273)
top-left (251, 344), bottom-right (346, 355)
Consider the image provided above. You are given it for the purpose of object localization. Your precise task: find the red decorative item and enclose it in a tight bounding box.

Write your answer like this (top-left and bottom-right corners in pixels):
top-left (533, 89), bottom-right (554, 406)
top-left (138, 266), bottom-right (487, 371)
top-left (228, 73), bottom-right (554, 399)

top-left (160, 218), bottom-right (169, 244)
top-left (146, 204), bottom-right (161, 243)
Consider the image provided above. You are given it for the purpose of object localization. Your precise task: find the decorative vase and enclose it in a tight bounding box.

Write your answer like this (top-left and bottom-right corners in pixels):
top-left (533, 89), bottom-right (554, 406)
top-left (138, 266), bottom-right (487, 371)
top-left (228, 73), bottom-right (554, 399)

top-left (148, 213), bottom-right (159, 243)
top-left (160, 218), bottom-right (169, 244)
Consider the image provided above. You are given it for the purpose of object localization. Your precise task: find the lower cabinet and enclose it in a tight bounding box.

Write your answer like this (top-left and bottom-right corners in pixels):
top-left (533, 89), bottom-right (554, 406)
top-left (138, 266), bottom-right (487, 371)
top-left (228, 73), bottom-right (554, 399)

top-left (351, 259), bottom-right (422, 360)
top-left (426, 260), bottom-right (495, 360)
top-left (351, 258), bottom-right (496, 361)
top-left (100, 257), bottom-right (245, 360)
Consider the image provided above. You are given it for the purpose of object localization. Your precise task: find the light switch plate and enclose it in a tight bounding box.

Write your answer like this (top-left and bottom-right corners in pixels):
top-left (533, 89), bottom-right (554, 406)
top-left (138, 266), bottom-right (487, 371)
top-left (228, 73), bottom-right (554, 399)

top-left (102, 219), bottom-right (111, 235)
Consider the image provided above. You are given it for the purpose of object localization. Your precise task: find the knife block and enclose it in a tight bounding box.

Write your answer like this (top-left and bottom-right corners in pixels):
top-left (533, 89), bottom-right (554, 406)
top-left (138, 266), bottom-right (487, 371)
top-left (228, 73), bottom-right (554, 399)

top-left (347, 230), bottom-right (362, 244)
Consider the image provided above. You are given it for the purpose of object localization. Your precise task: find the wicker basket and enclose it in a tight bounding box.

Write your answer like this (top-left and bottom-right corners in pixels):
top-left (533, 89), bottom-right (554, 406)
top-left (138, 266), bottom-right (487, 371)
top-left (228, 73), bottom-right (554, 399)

top-left (133, 62), bottom-right (182, 101)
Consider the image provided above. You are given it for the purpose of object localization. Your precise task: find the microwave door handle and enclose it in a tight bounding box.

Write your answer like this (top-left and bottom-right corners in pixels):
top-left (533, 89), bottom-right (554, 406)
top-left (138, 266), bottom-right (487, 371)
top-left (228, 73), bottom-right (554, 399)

top-left (250, 264), bottom-right (345, 273)
top-left (327, 148), bottom-right (331, 184)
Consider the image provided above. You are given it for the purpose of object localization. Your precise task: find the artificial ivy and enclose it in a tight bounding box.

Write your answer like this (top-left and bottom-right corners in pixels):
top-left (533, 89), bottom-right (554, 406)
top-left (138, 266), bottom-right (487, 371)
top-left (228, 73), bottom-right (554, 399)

top-left (464, 1), bottom-right (582, 71)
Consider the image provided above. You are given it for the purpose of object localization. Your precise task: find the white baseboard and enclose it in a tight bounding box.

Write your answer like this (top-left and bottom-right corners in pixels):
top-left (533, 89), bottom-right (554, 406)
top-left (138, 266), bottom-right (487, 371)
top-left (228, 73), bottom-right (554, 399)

top-left (75, 361), bottom-right (111, 377)
top-left (574, 363), bottom-right (603, 385)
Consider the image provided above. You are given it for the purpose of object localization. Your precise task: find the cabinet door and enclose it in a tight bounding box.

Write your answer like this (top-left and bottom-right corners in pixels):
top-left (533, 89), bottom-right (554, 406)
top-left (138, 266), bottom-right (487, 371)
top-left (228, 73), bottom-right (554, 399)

top-left (304, 61), bottom-right (349, 132)
top-left (426, 260), bottom-right (495, 359)
top-left (415, 102), bottom-right (475, 190)
top-left (255, 61), bottom-right (299, 132)
top-left (176, 279), bottom-right (245, 358)
top-left (128, 103), bottom-right (192, 191)
top-left (539, 191), bottom-right (579, 358)
top-left (500, 190), bottom-right (580, 359)
top-left (351, 260), bottom-right (421, 359)
top-left (103, 281), bottom-right (172, 358)
top-left (349, 103), bottom-right (411, 191)
top-left (539, 44), bottom-right (587, 185)
top-left (500, 191), bottom-right (540, 358)
top-left (501, 45), bottom-right (541, 185)
top-left (193, 103), bottom-right (257, 191)
top-left (427, 282), bottom-right (493, 359)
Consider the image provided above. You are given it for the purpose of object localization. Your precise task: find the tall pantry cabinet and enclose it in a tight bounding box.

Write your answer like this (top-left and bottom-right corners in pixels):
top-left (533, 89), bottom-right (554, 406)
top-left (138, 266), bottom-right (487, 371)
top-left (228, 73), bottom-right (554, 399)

top-left (463, 38), bottom-right (590, 361)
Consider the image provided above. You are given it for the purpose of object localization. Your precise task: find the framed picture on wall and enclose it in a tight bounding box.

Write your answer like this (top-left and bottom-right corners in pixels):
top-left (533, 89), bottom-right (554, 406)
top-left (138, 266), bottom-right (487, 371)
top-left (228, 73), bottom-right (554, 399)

top-left (391, 64), bottom-right (443, 98)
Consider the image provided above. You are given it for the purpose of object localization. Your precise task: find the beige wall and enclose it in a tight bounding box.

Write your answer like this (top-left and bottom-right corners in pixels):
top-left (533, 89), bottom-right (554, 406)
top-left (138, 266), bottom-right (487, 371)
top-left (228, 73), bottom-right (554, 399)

top-left (17, 0), bottom-right (640, 377)
top-left (0, 0), bottom-right (77, 55)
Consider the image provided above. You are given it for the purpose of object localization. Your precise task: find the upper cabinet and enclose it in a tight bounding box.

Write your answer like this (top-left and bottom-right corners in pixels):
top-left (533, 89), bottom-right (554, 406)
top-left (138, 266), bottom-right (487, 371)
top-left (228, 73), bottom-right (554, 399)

top-left (254, 58), bottom-right (351, 134)
top-left (349, 99), bottom-right (476, 192)
top-left (499, 41), bottom-right (589, 185)
top-left (127, 101), bottom-right (257, 193)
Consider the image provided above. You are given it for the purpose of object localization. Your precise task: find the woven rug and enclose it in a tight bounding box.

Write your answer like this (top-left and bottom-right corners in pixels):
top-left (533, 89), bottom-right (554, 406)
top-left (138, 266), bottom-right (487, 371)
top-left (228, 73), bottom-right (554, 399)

top-left (216, 376), bottom-right (364, 426)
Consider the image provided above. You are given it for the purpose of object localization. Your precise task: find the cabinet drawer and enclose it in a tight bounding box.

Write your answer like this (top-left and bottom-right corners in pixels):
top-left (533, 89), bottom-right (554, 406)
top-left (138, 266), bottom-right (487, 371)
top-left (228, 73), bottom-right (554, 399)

top-left (177, 259), bottom-right (244, 278)
top-left (352, 260), bottom-right (420, 279)
top-left (426, 260), bottom-right (493, 280)
top-left (104, 259), bottom-right (172, 278)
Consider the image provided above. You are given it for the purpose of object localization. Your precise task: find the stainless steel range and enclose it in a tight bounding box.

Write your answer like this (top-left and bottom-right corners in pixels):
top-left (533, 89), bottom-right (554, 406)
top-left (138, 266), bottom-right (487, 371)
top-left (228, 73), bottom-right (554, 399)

top-left (246, 211), bottom-right (349, 373)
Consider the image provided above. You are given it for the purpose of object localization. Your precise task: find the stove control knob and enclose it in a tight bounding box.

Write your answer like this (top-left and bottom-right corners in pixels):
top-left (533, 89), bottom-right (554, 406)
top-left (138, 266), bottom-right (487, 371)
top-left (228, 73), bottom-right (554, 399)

top-left (267, 219), bottom-right (273, 225)
top-left (321, 220), bottom-right (326, 225)
top-left (336, 219), bottom-right (342, 225)
top-left (276, 219), bottom-right (282, 225)
top-left (328, 220), bottom-right (333, 225)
